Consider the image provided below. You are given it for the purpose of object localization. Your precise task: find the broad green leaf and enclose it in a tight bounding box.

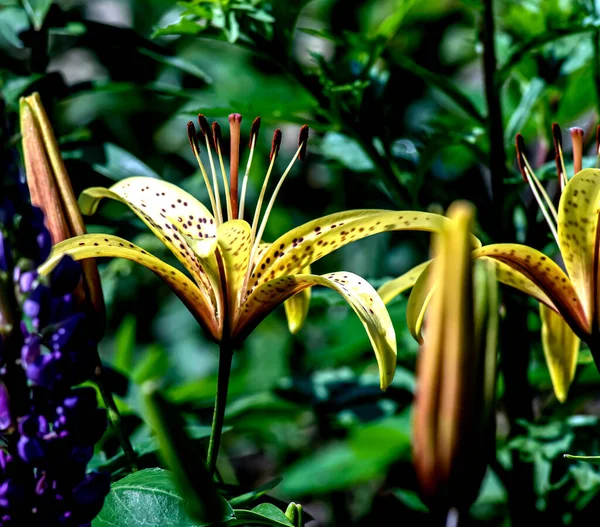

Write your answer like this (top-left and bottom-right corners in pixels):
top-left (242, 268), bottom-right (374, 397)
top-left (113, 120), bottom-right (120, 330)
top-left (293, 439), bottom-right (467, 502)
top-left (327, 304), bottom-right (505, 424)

top-left (232, 504), bottom-right (293, 527)
top-left (92, 143), bottom-right (161, 181)
top-left (93, 468), bottom-right (231, 527)
top-left (113, 315), bottom-right (137, 373)
top-left (142, 384), bottom-right (233, 524)
top-left (21, 0), bottom-right (51, 30)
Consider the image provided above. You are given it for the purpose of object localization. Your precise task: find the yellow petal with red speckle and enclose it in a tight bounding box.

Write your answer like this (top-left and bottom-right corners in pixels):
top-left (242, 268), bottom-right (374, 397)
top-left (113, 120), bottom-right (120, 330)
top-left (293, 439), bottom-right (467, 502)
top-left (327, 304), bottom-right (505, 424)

top-left (79, 178), bottom-right (218, 301)
top-left (234, 271), bottom-right (396, 390)
top-left (249, 210), bottom-right (454, 297)
top-left (217, 220), bottom-right (252, 316)
top-left (473, 244), bottom-right (588, 336)
top-left (557, 168), bottom-right (600, 328)
top-left (39, 234), bottom-right (219, 340)
top-left (540, 303), bottom-right (580, 403)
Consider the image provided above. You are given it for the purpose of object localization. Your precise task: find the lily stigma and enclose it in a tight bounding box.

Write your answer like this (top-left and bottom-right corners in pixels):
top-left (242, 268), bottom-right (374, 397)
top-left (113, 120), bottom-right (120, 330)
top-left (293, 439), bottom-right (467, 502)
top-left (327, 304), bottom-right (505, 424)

top-left (40, 113), bottom-right (450, 470)
top-left (379, 123), bottom-right (600, 402)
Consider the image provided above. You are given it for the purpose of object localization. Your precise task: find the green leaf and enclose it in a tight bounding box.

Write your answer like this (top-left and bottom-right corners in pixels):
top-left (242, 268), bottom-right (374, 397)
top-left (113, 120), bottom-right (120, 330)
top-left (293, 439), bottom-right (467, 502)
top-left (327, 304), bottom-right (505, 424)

top-left (229, 477), bottom-right (283, 507)
top-left (93, 468), bottom-right (232, 527)
top-left (131, 344), bottom-right (169, 385)
top-left (93, 143), bottom-right (161, 181)
top-left (142, 384), bottom-right (233, 524)
top-left (320, 132), bottom-right (374, 172)
top-left (139, 48), bottom-right (213, 84)
top-left (280, 412), bottom-right (411, 495)
top-left (503, 77), bottom-right (545, 145)
top-left (21, 0), bottom-right (51, 30)
top-left (113, 315), bottom-right (137, 374)
top-left (565, 455), bottom-right (600, 465)
top-left (232, 504), bottom-right (293, 527)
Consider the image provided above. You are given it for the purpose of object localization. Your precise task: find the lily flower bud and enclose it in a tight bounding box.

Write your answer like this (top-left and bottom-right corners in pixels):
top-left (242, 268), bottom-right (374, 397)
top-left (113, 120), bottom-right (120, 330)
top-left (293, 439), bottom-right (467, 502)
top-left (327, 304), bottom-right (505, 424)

top-left (19, 93), bottom-right (105, 336)
top-left (413, 201), bottom-right (498, 516)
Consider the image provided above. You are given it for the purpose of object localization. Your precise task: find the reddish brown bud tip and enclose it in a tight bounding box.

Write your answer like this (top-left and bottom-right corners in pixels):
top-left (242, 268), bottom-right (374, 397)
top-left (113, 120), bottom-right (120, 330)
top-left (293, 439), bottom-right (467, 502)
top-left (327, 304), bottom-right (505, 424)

top-left (197, 114), bottom-right (213, 143)
top-left (229, 113), bottom-right (242, 124)
top-left (187, 121), bottom-right (200, 153)
top-left (552, 122), bottom-right (562, 152)
top-left (515, 133), bottom-right (527, 181)
top-left (249, 116), bottom-right (261, 148)
top-left (298, 125), bottom-right (309, 161)
top-left (212, 121), bottom-right (222, 150)
top-left (270, 129), bottom-right (282, 161)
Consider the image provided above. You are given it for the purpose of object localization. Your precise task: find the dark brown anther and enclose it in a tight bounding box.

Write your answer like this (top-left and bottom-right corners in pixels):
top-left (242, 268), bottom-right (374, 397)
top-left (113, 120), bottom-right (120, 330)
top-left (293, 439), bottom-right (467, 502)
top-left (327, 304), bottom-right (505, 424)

top-left (198, 114), bottom-right (213, 143)
top-left (187, 121), bottom-right (200, 154)
top-left (298, 124), bottom-right (309, 161)
top-left (552, 122), bottom-right (562, 153)
top-left (212, 121), bottom-right (222, 151)
top-left (515, 133), bottom-right (527, 182)
top-left (249, 117), bottom-right (261, 148)
top-left (270, 129), bottom-right (282, 161)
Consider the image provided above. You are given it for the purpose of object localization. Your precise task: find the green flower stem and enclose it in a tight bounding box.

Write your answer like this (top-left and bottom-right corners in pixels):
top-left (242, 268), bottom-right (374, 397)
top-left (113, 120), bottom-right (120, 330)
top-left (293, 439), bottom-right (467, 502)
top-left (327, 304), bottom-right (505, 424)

top-left (93, 352), bottom-right (139, 471)
top-left (207, 342), bottom-right (234, 476)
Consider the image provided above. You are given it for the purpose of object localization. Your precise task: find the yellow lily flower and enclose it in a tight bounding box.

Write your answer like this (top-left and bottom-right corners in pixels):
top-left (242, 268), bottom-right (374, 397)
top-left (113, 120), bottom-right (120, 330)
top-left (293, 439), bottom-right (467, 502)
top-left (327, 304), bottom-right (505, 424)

top-left (379, 124), bottom-right (599, 403)
top-left (37, 113), bottom-right (451, 470)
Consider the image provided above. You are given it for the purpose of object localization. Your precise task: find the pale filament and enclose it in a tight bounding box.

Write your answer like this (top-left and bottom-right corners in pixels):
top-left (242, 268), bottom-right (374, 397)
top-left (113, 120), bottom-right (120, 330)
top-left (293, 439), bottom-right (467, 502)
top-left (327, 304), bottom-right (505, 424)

top-left (190, 140), bottom-right (218, 222)
top-left (238, 134), bottom-right (257, 221)
top-left (215, 139), bottom-right (233, 221)
top-left (203, 134), bottom-right (223, 225)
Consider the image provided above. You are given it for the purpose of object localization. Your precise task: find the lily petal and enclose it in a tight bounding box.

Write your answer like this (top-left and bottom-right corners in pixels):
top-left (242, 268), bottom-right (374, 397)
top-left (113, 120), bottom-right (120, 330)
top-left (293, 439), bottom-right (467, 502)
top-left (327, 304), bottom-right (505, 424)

top-left (406, 263), bottom-right (434, 344)
top-left (557, 168), bottom-right (600, 327)
top-left (284, 265), bottom-right (311, 334)
top-left (473, 244), bottom-right (588, 336)
top-left (217, 220), bottom-right (252, 317)
top-left (250, 210), bottom-right (451, 295)
top-left (39, 234), bottom-right (219, 339)
top-left (377, 261), bottom-right (431, 305)
top-left (80, 177), bottom-right (218, 298)
top-left (539, 303), bottom-right (580, 403)
top-left (235, 271), bottom-right (397, 389)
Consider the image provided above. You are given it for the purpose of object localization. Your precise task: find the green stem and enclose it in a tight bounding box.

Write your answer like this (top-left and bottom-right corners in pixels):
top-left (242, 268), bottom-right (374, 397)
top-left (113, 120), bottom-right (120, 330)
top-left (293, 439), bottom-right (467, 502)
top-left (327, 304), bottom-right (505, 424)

top-left (93, 353), bottom-right (139, 471)
top-left (207, 342), bottom-right (234, 476)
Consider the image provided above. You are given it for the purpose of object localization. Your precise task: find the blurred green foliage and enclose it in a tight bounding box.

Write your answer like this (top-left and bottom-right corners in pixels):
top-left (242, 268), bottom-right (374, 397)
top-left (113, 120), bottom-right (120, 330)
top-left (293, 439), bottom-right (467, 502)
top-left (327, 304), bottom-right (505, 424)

top-left (4, 0), bottom-right (600, 524)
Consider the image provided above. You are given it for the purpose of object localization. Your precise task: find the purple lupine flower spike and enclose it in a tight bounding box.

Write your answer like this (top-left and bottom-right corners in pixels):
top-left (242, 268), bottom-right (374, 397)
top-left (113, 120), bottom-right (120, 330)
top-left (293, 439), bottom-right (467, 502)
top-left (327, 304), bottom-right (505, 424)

top-left (0, 102), bottom-right (110, 525)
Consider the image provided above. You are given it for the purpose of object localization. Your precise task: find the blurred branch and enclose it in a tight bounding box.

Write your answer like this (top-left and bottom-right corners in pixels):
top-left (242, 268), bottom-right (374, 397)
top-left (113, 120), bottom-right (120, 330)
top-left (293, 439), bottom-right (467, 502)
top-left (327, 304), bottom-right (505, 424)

top-left (394, 55), bottom-right (485, 125)
top-left (497, 21), bottom-right (599, 82)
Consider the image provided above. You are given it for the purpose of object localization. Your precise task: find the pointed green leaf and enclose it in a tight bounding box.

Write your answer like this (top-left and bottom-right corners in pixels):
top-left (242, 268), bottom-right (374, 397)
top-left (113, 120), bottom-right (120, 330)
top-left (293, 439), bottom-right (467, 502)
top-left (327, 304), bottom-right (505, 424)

top-left (21, 0), bottom-right (52, 30)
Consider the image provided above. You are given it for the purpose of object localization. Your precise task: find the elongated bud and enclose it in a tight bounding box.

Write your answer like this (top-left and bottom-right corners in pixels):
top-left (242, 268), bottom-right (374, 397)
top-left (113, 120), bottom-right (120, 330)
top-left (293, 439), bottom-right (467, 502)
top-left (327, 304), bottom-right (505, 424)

top-left (569, 127), bottom-right (584, 174)
top-left (298, 125), bottom-right (309, 161)
top-left (19, 93), bottom-right (105, 337)
top-left (515, 133), bottom-right (527, 181)
top-left (413, 201), bottom-right (498, 514)
top-left (249, 117), bottom-right (261, 148)
top-left (197, 114), bottom-right (212, 144)
top-left (270, 129), bottom-right (282, 161)
top-left (212, 121), bottom-right (222, 151)
top-left (285, 502), bottom-right (304, 527)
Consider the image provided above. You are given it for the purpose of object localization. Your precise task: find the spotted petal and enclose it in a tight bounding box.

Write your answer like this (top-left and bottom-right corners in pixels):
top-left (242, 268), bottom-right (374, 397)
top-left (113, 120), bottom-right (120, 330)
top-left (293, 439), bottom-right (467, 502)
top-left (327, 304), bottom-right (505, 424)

top-left (283, 265), bottom-right (311, 334)
top-left (217, 220), bottom-right (252, 317)
top-left (557, 168), bottom-right (600, 327)
top-left (39, 234), bottom-right (219, 339)
top-left (539, 303), bottom-right (579, 403)
top-left (80, 177), bottom-right (218, 299)
top-left (249, 211), bottom-right (451, 296)
top-left (472, 244), bottom-right (588, 337)
top-left (234, 272), bottom-right (397, 389)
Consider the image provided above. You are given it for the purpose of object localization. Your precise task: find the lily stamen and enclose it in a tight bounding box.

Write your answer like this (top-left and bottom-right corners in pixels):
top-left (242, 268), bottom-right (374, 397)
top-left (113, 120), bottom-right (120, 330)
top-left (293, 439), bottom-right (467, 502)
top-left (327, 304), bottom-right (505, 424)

top-left (251, 129), bottom-right (281, 241)
top-left (570, 127), bottom-right (584, 176)
top-left (516, 134), bottom-right (560, 245)
top-left (229, 114), bottom-right (242, 219)
top-left (552, 123), bottom-right (568, 190)
top-left (212, 122), bottom-right (233, 221)
top-left (239, 117), bottom-right (261, 221)
top-left (198, 115), bottom-right (223, 225)
top-left (187, 121), bottom-right (218, 220)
